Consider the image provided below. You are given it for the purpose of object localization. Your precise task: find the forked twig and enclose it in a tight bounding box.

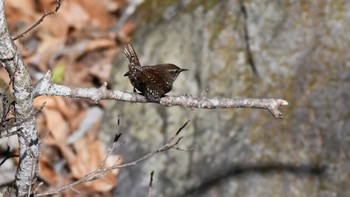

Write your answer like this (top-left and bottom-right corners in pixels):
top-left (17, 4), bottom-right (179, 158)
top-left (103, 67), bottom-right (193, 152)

top-left (12, 0), bottom-right (61, 40)
top-left (0, 102), bottom-right (46, 138)
top-left (35, 120), bottom-right (191, 196)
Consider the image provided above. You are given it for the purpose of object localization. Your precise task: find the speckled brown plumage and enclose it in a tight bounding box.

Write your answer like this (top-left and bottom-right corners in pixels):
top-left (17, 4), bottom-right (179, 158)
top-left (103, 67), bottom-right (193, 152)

top-left (123, 44), bottom-right (188, 102)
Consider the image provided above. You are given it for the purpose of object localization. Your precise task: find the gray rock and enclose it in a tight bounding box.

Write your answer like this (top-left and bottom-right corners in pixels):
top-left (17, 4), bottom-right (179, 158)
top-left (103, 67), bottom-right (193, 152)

top-left (103, 0), bottom-right (350, 196)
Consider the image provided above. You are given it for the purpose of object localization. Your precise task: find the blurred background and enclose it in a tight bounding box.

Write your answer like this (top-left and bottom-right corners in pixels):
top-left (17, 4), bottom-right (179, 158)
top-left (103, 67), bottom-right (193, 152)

top-left (1, 0), bottom-right (350, 197)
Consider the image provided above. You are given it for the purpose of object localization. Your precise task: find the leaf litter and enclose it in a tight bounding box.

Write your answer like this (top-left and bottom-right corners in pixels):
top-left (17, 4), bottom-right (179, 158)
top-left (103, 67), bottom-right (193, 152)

top-left (2, 0), bottom-right (134, 195)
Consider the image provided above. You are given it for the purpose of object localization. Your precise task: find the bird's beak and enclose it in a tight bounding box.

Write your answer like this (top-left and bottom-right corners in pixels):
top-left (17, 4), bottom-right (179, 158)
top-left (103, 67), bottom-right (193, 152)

top-left (180, 69), bottom-right (189, 72)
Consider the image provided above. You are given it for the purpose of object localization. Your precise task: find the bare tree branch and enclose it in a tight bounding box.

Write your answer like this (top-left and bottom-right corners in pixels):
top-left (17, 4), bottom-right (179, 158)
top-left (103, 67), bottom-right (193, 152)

top-left (0, 126), bottom-right (20, 138)
top-left (0, 0), bottom-right (41, 196)
top-left (0, 0), bottom-right (289, 195)
top-left (35, 123), bottom-right (189, 196)
top-left (12, 0), bottom-right (61, 41)
top-left (0, 102), bottom-right (46, 139)
top-left (34, 71), bottom-right (288, 118)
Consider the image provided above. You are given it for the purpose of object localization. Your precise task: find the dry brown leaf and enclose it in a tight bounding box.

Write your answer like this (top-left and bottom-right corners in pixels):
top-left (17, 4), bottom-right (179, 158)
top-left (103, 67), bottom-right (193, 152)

top-left (121, 20), bottom-right (137, 37)
top-left (89, 59), bottom-right (113, 83)
top-left (34, 96), bottom-right (79, 119)
top-left (69, 138), bottom-right (122, 192)
top-left (91, 161), bottom-right (122, 192)
top-left (34, 97), bottom-right (71, 144)
top-left (68, 108), bottom-right (87, 132)
top-left (75, 0), bottom-right (116, 29)
top-left (58, 141), bottom-right (77, 168)
top-left (5, 0), bottom-right (35, 13)
top-left (83, 39), bottom-right (116, 55)
top-left (40, 13), bottom-right (69, 39)
top-left (26, 35), bottom-right (64, 71)
top-left (0, 68), bottom-right (10, 85)
top-left (38, 154), bottom-right (57, 185)
top-left (39, 0), bottom-right (59, 12)
top-left (61, 39), bottom-right (116, 65)
top-left (54, 97), bottom-right (79, 119)
top-left (4, 1), bottom-right (37, 39)
top-left (103, 0), bottom-right (127, 13)
top-left (70, 137), bottom-right (101, 178)
top-left (5, 0), bottom-right (134, 194)
top-left (59, 1), bottom-right (90, 30)
top-left (42, 109), bottom-right (69, 143)
top-left (5, 0), bottom-right (36, 24)
top-left (34, 96), bottom-right (58, 109)
top-left (88, 49), bottom-right (117, 82)
top-left (63, 62), bottom-right (91, 86)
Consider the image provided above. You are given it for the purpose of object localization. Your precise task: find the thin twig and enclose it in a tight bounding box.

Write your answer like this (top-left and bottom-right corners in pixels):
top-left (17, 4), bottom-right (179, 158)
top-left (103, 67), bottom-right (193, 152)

top-left (98, 134), bottom-right (121, 169)
top-left (175, 146), bottom-right (195, 152)
top-left (176, 120), bottom-right (189, 135)
top-left (0, 102), bottom-right (46, 138)
top-left (239, 0), bottom-right (258, 75)
top-left (35, 121), bottom-right (190, 196)
top-left (32, 182), bottom-right (44, 195)
top-left (0, 146), bottom-right (18, 167)
top-left (38, 129), bottom-right (50, 145)
top-left (1, 78), bottom-right (14, 124)
top-left (148, 171), bottom-right (155, 197)
top-left (12, 0), bottom-right (61, 40)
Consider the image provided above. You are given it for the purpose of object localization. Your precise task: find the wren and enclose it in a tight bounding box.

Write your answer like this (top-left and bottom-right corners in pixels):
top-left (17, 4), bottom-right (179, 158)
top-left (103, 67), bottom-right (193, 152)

top-left (123, 44), bottom-right (188, 102)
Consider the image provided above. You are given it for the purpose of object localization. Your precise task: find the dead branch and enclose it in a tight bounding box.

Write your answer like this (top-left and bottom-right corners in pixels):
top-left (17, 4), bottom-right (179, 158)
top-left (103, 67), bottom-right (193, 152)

top-left (0, 0), bottom-right (289, 195)
top-left (12, 0), bottom-right (61, 40)
top-left (0, 0), bottom-right (41, 196)
top-left (35, 121), bottom-right (190, 196)
top-left (34, 71), bottom-right (288, 118)
top-left (0, 102), bottom-right (46, 139)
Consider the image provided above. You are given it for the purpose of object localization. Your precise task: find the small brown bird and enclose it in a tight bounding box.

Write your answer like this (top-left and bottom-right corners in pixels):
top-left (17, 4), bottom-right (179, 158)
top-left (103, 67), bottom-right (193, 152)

top-left (123, 44), bottom-right (188, 102)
